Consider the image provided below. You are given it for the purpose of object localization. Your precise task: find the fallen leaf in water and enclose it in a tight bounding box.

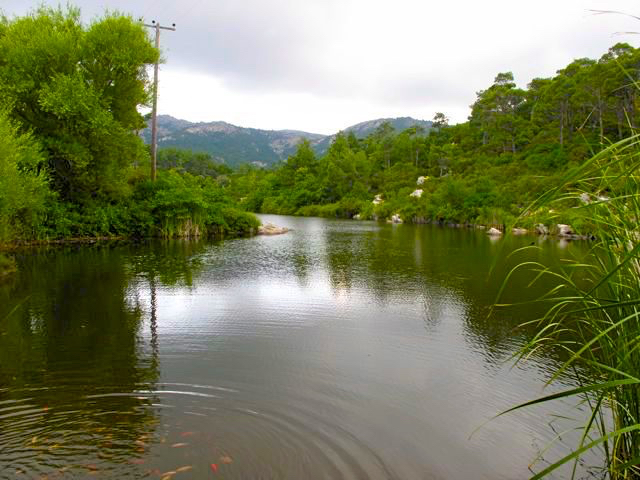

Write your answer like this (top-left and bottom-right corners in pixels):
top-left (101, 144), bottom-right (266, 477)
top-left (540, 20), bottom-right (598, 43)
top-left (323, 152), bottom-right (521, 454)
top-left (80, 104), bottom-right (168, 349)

top-left (128, 458), bottom-right (146, 465)
top-left (161, 471), bottom-right (176, 477)
top-left (31, 436), bottom-right (38, 444)
top-left (161, 477), bottom-right (173, 480)
top-left (85, 465), bottom-right (98, 471)
top-left (43, 405), bottom-right (49, 412)
top-left (176, 466), bottom-right (192, 473)
top-left (210, 463), bottom-right (218, 473)
top-left (220, 455), bottom-right (233, 464)
top-left (171, 443), bottom-right (188, 448)
top-left (135, 440), bottom-right (147, 447)
top-left (180, 431), bottom-right (196, 437)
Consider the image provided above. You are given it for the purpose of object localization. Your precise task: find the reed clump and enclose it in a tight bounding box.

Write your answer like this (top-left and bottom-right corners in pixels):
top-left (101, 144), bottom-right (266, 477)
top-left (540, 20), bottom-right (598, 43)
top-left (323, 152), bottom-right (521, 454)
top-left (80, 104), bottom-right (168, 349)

top-left (499, 134), bottom-right (640, 479)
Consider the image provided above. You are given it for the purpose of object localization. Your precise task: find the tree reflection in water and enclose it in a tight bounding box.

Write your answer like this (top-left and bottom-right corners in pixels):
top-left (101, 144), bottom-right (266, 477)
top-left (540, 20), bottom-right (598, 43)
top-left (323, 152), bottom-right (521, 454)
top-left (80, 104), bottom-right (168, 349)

top-left (0, 240), bottom-right (205, 477)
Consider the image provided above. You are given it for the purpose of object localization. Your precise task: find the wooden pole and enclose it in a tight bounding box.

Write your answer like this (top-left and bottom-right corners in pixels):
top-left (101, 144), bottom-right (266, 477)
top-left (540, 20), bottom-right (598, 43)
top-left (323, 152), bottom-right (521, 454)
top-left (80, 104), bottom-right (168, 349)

top-left (143, 21), bottom-right (176, 181)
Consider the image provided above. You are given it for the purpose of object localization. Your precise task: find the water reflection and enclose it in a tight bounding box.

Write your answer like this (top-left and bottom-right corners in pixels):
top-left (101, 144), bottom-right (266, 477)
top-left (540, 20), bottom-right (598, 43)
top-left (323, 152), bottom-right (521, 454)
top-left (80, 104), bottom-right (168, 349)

top-left (0, 248), bottom-right (162, 477)
top-left (0, 219), bottom-right (597, 479)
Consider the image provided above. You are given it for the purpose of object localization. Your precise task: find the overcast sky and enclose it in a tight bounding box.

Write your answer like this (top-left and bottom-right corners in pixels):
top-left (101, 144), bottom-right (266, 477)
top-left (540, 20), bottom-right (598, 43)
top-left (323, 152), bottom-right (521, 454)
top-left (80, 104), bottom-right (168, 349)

top-left (3, 1), bottom-right (639, 133)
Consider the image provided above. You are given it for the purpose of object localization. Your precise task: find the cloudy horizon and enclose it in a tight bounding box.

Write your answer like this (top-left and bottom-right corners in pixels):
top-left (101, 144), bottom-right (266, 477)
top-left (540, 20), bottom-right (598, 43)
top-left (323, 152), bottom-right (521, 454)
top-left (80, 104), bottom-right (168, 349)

top-left (3, 0), bottom-right (639, 134)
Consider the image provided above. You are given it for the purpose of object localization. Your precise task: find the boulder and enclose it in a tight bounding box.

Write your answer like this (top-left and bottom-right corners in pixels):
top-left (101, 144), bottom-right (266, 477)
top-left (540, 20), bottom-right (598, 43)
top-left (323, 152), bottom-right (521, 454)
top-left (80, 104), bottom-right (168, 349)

top-left (535, 224), bottom-right (549, 235)
top-left (487, 227), bottom-right (502, 236)
top-left (557, 224), bottom-right (573, 236)
top-left (258, 223), bottom-right (290, 235)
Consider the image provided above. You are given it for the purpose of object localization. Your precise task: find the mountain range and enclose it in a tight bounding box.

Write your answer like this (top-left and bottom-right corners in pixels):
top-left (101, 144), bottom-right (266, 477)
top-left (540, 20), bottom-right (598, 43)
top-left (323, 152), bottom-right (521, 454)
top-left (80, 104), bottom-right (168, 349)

top-left (141, 115), bottom-right (432, 167)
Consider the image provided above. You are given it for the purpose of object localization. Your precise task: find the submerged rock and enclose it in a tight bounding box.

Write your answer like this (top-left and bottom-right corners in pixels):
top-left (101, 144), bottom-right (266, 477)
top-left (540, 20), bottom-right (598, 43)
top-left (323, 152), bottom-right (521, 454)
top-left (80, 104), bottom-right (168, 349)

top-left (258, 223), bottom-right (290, 235)
top-left (487, 227), bottom-right (502, 236)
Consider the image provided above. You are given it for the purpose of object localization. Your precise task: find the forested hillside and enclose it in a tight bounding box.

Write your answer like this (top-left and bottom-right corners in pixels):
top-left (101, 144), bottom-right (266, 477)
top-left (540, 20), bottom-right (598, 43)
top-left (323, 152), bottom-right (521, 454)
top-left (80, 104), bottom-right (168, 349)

top-left (229, 43), bottom-right (640, 233)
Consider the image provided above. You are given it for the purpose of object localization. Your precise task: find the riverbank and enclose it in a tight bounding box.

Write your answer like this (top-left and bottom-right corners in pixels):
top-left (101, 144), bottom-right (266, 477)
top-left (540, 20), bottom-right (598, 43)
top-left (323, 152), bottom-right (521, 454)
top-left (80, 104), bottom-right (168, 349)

top-left (260, 206), bottom-right (594, 240)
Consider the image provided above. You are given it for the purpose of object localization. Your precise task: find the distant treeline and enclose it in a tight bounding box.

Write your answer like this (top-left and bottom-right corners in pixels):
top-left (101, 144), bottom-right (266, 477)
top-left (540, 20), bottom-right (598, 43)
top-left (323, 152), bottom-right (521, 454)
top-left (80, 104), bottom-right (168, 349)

top-left (228, 43), bottom-right (640, 233)
top-left (0, 6), bottom-right (258, 252)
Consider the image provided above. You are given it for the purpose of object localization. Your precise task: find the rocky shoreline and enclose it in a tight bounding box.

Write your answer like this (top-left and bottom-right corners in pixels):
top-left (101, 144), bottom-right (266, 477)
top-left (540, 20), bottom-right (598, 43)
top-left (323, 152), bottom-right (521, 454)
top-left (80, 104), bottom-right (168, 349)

top-left (367, 215), bottom-right (593, 240)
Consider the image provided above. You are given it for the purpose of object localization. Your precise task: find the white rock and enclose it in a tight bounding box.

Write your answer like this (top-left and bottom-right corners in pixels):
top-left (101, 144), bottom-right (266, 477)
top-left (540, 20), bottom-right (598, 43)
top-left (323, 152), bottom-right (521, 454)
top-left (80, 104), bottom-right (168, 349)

top-left (353, 214), bottom-right (361, 220)
top-left (389, 214), bottom-right (403, 224)
top-left (535, 224), bottom-right (549, 235)
top-left (512, 228), bottom-right (528, 235)
top-left (557, 224), bottom-right (573, 236)
top-left (487, 227), bottom-right (503, 236)
top-left (258, 223), bottom-right (290, 235)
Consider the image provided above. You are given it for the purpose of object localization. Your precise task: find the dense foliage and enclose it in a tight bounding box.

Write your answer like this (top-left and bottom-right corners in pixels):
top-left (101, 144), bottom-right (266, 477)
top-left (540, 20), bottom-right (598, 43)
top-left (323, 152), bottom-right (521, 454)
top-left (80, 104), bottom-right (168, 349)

top-left (0, 6), bottom-right (258, 259)
top-left (230, 43), bottom-right (640, 234)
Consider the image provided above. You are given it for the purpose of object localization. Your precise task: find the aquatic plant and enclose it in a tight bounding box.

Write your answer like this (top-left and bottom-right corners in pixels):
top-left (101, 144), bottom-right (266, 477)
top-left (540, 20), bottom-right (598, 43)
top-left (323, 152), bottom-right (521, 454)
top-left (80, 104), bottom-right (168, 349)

top-left (498, 133), bottom-right (640, 478)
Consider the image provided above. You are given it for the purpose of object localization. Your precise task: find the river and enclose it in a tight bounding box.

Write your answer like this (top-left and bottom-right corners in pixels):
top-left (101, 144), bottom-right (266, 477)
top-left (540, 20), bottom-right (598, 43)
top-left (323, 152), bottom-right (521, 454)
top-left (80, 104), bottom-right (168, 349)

top-left (0, 214), bottom-right (599, 479)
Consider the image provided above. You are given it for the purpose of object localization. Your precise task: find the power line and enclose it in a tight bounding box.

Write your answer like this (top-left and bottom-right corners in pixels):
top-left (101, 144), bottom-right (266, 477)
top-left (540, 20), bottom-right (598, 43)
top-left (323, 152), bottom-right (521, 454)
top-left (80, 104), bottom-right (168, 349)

top-left (142, 20), bottom-right (176, 182)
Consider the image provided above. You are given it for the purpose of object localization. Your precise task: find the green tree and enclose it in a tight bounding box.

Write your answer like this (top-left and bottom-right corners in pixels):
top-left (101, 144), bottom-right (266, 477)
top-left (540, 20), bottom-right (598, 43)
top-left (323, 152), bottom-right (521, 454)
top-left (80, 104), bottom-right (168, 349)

top-left (0, 6), bottom-right (158, 202)
top-left (0, 110), bottom-right (49, 242)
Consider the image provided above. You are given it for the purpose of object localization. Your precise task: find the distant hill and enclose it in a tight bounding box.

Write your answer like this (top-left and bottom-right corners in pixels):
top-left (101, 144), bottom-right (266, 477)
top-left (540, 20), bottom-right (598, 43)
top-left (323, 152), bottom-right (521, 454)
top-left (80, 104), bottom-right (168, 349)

top-left (141, 115), bottom-right (432, 167)
top-left (312, 117), bottom-right (433, 154)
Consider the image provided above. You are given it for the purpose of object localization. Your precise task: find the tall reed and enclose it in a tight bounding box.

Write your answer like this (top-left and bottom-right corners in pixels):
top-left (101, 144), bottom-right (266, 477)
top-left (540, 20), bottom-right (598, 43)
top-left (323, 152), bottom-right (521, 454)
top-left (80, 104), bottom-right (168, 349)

top-left (498, 134), bottom-right (640, 479)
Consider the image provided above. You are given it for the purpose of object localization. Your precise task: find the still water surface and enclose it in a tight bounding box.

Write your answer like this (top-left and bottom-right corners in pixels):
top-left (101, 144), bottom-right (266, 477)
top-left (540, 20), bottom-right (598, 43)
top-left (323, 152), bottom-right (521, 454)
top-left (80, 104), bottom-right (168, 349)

top-left (0, 215), bottom-right (597, 479)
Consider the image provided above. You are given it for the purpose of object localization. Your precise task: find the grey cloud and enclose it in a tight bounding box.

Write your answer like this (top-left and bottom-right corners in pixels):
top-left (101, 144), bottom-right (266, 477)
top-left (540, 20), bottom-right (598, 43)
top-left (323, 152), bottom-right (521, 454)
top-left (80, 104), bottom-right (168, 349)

top-left (3, 0), bottom-right (638, 130)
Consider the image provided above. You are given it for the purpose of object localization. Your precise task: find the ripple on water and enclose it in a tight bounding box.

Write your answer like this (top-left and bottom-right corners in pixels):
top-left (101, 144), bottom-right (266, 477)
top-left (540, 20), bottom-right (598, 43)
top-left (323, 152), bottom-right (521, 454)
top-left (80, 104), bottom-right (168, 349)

top-left (0, 381), bottom-right (397, 479)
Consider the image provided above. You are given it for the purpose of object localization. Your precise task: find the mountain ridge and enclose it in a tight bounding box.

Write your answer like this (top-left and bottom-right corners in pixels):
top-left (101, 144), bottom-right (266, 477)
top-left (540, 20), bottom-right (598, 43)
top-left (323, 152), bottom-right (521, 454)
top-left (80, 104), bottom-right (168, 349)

top-left (142, 115), bottom-right (432, 167)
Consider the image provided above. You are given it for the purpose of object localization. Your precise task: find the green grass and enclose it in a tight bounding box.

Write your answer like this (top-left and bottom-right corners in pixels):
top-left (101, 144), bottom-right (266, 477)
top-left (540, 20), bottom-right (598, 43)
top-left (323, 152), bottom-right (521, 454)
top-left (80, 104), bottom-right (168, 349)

top-left (496, 135), bottom-right (640, 478)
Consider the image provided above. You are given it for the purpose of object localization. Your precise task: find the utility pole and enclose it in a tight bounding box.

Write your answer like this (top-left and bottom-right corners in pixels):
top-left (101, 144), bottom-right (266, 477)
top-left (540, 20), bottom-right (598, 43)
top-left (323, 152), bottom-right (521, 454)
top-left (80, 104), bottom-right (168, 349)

top-left (143, 20), bottom-right (176, 181)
